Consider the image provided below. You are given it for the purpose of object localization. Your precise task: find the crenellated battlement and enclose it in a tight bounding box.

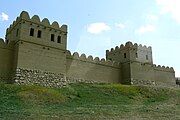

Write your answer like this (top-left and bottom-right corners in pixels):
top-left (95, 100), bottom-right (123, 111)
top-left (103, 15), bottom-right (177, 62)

top-left (152, 64), bottom-right (174, 72)
top-left (0, 38), bottom-right (14, 49)
top-left (106, 41), bottom-right (152, 54)
top-left (6, 11), bottom-right (67, 35)
top-left (66, 50), bottom-right (120, 68)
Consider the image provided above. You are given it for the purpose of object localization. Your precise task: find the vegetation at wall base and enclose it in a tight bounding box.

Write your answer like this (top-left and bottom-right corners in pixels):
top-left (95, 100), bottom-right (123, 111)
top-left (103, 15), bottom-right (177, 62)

top-left (0, 82), bottom-right (179, 120)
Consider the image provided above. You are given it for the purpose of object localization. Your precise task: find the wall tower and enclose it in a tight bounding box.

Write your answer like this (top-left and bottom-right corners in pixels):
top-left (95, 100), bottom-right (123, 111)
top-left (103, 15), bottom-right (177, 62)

top-left (6, 11), bottom-right (68, 74)
top-left (106, 41), bottom-right (153, 84)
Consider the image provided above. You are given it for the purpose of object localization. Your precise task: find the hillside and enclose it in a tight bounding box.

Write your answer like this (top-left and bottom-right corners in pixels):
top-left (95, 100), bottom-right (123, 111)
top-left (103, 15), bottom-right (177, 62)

top-left (0, 82), bottom-right (179, 120)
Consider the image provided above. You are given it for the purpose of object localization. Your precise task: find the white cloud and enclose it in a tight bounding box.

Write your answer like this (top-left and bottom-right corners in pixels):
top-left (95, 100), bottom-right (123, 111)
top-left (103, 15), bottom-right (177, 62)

top-left (115, 23), bottom-right (125, 29)
top-left (87, 22), bottom-right (111, 34)
top-left (0, 12), bottom-right (9, 21)
top-left (147, 14), bottom-right (159, 21)
top-left (136, 24), bottom-right (156, 35)
top-left (156, 0), bottom-right (180, 23)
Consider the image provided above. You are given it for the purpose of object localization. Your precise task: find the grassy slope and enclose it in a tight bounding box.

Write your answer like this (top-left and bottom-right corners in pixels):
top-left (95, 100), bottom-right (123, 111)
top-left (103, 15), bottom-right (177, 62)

top-left (0, 83), bottom-right (179, 120)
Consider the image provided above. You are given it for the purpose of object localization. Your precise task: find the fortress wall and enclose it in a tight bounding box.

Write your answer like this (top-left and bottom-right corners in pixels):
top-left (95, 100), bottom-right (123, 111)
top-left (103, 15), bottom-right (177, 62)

top-left (66, 51), bottom-right (121, 83)
top-left (121, 62), bottom-right (131, 84)
top-left (153, 65), bottom-right (176, 86)
top-left (130, 62), bottom-right (176, 86)
top-left (16, 41), bottom-right (66, 74)
top-left (0, 39), bottom-right (14, 82)
top-left (130, 62), bottom-right (155, 85)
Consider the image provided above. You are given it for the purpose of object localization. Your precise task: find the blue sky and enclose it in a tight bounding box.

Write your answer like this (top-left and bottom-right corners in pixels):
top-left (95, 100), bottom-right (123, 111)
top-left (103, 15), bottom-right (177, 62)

top-left (0, 0), bottom-right (180, 77)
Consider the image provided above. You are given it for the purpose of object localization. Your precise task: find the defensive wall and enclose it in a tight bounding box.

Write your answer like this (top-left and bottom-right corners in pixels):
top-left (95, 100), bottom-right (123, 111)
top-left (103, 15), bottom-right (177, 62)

top-left (66, 50), bottom-right (121, 83)
top-left (0, 39), bottom-right (14, 82)
top-left (106, 42), bottom-right (176, 86)
top-left (0, 11), bottom-right (177, 87)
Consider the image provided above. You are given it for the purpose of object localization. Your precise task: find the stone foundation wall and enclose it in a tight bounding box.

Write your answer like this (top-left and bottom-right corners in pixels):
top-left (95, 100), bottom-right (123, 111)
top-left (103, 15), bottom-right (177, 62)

top-left (131, 79), bottom-right (156, 86)
top-left (14, 68), bottom-right (66, 88)
top-left (13, 68), bottom-right (100, 88)
top-left (66, 77), bottom-right (100, 84)
top-left (13, 68), bottom-right (178, 88)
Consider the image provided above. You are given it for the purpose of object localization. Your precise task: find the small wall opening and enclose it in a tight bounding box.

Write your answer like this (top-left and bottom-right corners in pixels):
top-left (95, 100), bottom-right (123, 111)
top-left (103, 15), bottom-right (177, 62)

top-left (146, 55), bottom-right (148, 60)
top-left (37, 30), bottom-right (42, 38)
top-left (16, 29), bottom-right (19, 37)
top-left (51, 34), bottom-right (54, 42)
top-left (124, 53), bottom-right (126, 58)
top-left (136, 53), bottom-right (138, 58)
top-left (29, 28), bottom-right (34, 36)
top-left (57, 36), bottom-right (61, 43)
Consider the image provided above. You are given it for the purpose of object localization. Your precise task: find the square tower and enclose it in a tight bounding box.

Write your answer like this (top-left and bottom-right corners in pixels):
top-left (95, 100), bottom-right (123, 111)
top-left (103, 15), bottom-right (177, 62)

top-left (6, 11), bottom-right (68, 74)
top-left (106, 41), bottom-right (153, 84)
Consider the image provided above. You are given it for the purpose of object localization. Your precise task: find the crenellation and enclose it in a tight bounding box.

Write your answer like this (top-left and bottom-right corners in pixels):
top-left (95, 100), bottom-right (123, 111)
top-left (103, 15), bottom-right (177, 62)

top-left (20, 11), bottom-right (30, 20)
top-left (87, 55), bottom-right (93, 61)
top-left (0, 38), bottom-right (14, 49)
top-left (72, 52), bottom-right (79, 59)
top-left (60, 25), bottom-right (68, 33)
top-left (110, 48), bottom-right (114, 52)
top-left (115, 46), bottom-right (119, 50)
top-left (67, 51), bottom-right (120, 68)
top-left (153, 64), bottom-right (156, 67)
top-left (125, 41), bottom-right (133, 47)
top-left (52, 21), bottom-right (60, 29)
top-left (148, 46), bottom-right (152, 49)
top-left (94, 57), bottom-right (100, 62)
top-left (12, 21), bottom-right (16, 26)
top-left (0, 38), bottom-right (5, 47)
top-left (100, 58), bottom-right (105, 63)
top-left (31, 15), bottom-right (41, 23)
top-left (66, 50), bottom-right (71, 57)
top-left (42, 18), bottom-right (50, 26)
top-left (106, 50), bottom-right (109, 54)
top-left (80, 54), bottom-right (86, 60)
top-left (152, 64), bottom-right (174, 72)
top-left (120, 44), bottom-right (124, 49)
top-left (133, 43), bottom-right (138, 47)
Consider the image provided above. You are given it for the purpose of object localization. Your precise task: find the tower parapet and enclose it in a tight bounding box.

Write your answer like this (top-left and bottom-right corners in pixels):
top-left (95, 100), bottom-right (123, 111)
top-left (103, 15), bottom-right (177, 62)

top-left (106, 41), bottom-right (153, 64)
top-left (6, 11), bottom-right (68, 50)
top-left (106, 41), bottom-right (151, 54)
top-left (6, 11), bottom-right (67, 35)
